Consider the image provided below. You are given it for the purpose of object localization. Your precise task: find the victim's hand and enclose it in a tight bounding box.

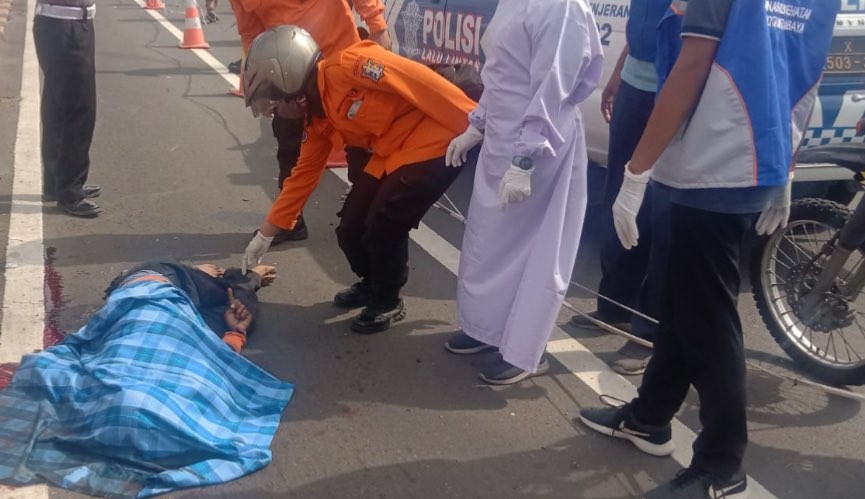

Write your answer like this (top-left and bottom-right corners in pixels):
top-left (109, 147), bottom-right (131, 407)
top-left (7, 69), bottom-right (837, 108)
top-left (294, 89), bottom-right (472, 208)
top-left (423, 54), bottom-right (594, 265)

top-left (224, 288), bottom-right (253, 333)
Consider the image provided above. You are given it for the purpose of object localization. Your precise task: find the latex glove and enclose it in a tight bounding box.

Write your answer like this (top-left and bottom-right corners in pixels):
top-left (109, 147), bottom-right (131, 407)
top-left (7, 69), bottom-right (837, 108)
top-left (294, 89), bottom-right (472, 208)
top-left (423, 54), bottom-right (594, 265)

top-left (499, 165), bottom-right (533, 206)
top-left (445, 125), bottom-right (484, 167)
top-left (242, 231), bottom-right (273, 274)
top-left (612, 164), bottom-right (652, 249)
top-left (755, 176), bottom-right (792, 235)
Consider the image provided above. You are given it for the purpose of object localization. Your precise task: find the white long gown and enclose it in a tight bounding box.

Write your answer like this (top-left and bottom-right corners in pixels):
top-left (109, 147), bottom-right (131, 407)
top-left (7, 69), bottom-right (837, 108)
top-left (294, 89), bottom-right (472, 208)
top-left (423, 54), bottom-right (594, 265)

top-left (457, 0), bottom-right (604, 372)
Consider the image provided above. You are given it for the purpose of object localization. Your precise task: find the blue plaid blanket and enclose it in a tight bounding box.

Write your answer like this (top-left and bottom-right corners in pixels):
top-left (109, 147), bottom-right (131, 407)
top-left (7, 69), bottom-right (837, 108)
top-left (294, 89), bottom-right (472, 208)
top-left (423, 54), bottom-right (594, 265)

top-left (0, 280), bottom-right (294, 497)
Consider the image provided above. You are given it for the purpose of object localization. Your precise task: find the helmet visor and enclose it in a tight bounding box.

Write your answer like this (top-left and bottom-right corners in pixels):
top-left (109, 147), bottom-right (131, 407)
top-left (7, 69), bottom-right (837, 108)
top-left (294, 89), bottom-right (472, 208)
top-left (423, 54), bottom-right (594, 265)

top-left (243, 56), bottom-right (287, 118)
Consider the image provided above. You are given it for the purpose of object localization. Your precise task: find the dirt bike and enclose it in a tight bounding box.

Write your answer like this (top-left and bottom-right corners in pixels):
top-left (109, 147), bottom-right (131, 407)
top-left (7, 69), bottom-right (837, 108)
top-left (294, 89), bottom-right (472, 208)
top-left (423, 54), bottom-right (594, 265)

top-left (751, 142), bottom-right (865, 386)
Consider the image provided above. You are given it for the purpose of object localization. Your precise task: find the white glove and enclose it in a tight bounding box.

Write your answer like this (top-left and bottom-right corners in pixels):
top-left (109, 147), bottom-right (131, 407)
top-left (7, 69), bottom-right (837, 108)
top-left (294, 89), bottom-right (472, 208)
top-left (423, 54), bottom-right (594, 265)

top-left (499, 164), bottom-right (533, 206)
top-left (755, 176), bottom-right (792, 235)
top-left (242, 231), bottom-right (274, 274)
top-left (445, 125), bottom-right (484, 167)
top-left (612, 164), bottom-right (652, 250)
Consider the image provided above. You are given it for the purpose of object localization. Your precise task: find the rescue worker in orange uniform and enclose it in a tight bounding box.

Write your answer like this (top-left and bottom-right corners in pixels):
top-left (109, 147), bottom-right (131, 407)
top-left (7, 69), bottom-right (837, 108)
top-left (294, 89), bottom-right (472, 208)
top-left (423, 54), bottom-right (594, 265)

top-left (228, 0), bottom-right (391, 242)
top-left (240, 26), bottom-right (476, 334)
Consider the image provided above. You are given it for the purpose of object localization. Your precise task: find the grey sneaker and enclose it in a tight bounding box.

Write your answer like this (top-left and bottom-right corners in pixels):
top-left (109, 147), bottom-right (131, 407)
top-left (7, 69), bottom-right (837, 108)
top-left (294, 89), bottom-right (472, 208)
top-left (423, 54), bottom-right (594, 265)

top-left (644, 467), bottom-right (749, 499)
top-left (444, 331), bottom-right (496, 355)
top-left (578, 398), bottom-right (674, 457)
top-left (478, 356), bottom-right (550, 385)
top-left (570, 311), bottom-right (631, 332)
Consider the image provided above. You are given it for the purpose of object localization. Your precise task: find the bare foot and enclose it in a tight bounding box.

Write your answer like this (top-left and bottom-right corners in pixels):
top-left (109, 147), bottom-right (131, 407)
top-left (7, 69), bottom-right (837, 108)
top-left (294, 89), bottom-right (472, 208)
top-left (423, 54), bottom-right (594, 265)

top-left (250, 265), bottom-right (277, 286)
top-left (196, 263), bottom-right (225, 278)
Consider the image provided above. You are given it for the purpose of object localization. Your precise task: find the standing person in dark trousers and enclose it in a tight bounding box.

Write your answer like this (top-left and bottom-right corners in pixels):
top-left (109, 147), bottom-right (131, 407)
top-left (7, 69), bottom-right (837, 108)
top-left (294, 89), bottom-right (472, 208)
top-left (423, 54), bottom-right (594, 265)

top-left (34, 0), bottom-right (102, 217)
top-left (578, 1), bottom-right (838, 497)
top-left (570, 0), bottom-right (670, 353)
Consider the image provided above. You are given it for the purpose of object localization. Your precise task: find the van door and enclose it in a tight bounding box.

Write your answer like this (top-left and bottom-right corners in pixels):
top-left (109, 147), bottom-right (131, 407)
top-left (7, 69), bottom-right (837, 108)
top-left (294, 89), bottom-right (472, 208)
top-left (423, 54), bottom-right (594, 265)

top-left (804, 2), bottom-right (865, 148)
top-left (382, 0), bottom-right (498, 68)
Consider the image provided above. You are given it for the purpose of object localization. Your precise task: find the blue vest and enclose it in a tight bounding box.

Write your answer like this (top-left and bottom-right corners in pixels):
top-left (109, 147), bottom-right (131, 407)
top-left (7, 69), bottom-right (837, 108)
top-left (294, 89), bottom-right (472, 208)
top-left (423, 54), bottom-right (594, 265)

top-left (625, 0), bottom-right (670, 63)
top-left (651, 0), bottom-right (839, 189)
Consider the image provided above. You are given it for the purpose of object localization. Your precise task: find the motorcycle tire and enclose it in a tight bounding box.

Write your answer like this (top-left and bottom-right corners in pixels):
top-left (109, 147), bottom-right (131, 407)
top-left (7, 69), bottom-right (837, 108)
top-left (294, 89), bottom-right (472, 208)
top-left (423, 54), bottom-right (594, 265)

top-left (750, 197), bottom-right (865, 386)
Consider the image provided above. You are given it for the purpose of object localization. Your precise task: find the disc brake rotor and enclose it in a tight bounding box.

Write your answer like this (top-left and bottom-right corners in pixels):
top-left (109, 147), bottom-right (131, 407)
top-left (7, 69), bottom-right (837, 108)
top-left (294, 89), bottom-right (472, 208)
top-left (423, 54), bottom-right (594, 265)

top-left (785, 262), bottom-right (854, 332)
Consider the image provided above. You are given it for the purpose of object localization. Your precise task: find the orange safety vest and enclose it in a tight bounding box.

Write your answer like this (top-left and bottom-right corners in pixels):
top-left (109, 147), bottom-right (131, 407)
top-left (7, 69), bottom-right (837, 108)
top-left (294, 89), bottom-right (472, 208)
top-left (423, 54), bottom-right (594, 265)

top-left (266, 42), bottom-right (477, 230)
top-left (231, 0), bottom-right (386, 55)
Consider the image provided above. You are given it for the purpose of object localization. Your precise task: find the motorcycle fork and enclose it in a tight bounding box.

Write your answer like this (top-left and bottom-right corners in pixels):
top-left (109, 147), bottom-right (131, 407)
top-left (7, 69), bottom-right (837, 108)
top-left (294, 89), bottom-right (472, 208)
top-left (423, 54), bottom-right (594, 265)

top-left (806, 199), bottom-right (865, 300)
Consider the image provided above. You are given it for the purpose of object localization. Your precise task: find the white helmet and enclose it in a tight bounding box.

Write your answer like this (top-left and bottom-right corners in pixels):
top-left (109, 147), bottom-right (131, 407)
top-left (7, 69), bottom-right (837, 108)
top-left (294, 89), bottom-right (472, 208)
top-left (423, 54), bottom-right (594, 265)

top-left (243, 25), bottom-right (322, 117)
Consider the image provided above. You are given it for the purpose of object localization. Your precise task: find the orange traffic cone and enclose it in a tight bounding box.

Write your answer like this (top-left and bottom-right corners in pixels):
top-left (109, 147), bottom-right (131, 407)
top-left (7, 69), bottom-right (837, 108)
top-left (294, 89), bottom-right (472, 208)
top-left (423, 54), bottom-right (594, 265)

top-left (179, 0), bottom-right (210, 49)
top-left (144, 0), bottom-right (164, 10)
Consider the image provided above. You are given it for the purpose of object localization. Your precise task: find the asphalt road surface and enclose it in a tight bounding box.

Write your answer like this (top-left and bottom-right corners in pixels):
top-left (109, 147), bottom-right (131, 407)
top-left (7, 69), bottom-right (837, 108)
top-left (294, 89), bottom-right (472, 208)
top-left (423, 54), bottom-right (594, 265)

top-left (0, 1), bottom-right (863, 498)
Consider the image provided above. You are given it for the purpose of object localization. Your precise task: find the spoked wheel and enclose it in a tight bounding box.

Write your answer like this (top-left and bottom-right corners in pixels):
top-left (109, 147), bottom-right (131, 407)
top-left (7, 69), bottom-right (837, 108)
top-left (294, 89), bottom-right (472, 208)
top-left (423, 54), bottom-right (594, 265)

top-left (751, 198), bottom-right (865, 386)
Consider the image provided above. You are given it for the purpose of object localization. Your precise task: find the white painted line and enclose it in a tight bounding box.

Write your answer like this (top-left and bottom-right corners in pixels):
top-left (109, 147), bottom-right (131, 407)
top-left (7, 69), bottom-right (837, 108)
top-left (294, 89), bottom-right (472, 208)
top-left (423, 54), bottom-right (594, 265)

top-left (133, 0), bottom-right (240, 90)
top-left (140, 12), bottom-right (777, 498)
top-left (0, 0), bottom-right (50, 497)
top-left (1, 0), bottom-right (45, 364)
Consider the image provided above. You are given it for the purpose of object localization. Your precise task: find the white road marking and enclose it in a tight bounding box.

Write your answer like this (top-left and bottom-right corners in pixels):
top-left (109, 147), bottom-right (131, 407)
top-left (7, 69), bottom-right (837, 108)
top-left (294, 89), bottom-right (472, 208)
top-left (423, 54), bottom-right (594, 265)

top-left (78, 6), bottom-right (777, 498)
top-left (1, 0), bottom-right (45, 364)
top-left (0, 0), bottom-right (50, 497)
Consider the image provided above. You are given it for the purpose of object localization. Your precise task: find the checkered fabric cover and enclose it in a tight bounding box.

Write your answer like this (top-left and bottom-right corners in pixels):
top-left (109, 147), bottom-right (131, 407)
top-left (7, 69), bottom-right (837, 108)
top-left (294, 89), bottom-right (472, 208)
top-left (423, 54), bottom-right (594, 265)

top-left (802, 127), bottom-right (865, 148)
top-left (0, 280), bottom-right (294, 498)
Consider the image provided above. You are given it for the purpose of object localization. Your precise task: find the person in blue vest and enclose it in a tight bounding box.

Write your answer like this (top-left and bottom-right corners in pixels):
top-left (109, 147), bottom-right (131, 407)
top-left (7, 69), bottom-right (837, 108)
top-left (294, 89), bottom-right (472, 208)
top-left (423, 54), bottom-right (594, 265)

top-left (570, 0), bottom-right (671, 376)
top-left (578, 1), bottom-right (838, 497)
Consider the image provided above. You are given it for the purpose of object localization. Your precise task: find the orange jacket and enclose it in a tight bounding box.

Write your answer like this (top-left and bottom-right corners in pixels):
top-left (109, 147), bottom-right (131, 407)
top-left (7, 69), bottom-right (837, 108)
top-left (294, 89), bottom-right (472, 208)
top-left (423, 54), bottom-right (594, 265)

top-left (266, 42), bottom-right (477, 230)
top-left (231, 0), bottom-right (386, 55)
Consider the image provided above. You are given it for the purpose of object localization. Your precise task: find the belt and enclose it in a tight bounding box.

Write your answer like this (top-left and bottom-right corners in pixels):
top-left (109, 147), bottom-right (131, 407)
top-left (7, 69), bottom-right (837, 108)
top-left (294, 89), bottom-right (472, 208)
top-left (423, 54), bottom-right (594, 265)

top-left (35, 3), bottom-right (95, 20)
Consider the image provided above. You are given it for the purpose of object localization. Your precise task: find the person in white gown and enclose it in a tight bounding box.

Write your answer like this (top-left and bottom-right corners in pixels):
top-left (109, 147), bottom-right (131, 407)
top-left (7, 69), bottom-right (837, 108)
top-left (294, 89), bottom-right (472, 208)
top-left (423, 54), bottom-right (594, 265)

top-left (443, 0), bottom-right (603, 385)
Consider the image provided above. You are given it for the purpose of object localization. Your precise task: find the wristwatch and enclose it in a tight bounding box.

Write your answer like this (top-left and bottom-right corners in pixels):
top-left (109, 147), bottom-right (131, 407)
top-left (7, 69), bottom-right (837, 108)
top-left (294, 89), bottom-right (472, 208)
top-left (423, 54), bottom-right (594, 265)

top-left (512, 156), bottom-right (533, 170)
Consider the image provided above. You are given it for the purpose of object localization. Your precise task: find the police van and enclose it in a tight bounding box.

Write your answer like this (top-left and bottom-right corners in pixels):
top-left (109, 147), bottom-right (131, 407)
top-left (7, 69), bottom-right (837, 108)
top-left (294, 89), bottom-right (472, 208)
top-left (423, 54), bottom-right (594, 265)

top-left (366, 0), bottom-right (862, 203)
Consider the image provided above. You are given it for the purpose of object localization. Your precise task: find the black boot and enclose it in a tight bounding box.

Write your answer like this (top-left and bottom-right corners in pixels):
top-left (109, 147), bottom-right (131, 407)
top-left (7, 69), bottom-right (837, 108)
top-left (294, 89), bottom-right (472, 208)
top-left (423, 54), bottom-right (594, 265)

top-left (350, 298), bottom-right (406, 334)
top-left (273, 213), bottom-right (308, 244)
top-left (334, 279), bottom-right (372, 309)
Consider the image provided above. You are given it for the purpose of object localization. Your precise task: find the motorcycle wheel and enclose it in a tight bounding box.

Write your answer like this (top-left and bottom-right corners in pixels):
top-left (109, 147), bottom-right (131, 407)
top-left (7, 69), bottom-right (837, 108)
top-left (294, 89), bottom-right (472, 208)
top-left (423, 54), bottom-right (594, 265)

top-left (751, 197), bottom-right (865, 386)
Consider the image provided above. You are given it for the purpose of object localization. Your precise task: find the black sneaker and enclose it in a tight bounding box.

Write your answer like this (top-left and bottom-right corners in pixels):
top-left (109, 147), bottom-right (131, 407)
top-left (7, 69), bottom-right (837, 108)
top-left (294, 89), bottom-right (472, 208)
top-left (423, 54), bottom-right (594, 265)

top-left (228, 59), bottom-right (242, 74)
top-left (644, 467), bottom-right (749, 499)
top-left (334, 280), bottom-right (372, 309)
top-left (43, 184), bottom-right (101, 203)
top-left (58, 198), bottom-right (101, 217)
top-left (578, 399), bottom-right (674, 457)
top-left (444, 331), bottom-right (496, 355)
top-left (478, 356), bottom-right (550, 385)
top-left (571, 311), bottom-right (631, 332)
top-left (204, 11), bottom-right (219, 23)
top-left (350, 298), bottom-right (406, 334)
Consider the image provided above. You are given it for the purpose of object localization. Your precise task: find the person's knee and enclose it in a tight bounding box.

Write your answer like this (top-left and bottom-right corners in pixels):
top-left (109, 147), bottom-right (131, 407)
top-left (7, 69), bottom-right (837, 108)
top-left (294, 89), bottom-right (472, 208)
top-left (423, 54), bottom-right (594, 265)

top-left (336, 217), bottom-right (366, 250)
top-left (361, 213), bottom-right (411, 254)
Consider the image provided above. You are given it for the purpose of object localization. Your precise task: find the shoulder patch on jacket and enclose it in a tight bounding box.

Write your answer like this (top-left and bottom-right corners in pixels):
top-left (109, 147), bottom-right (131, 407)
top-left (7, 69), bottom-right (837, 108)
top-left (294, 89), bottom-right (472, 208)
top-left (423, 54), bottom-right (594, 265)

top-left (361, 59), bottom-right (385, 82)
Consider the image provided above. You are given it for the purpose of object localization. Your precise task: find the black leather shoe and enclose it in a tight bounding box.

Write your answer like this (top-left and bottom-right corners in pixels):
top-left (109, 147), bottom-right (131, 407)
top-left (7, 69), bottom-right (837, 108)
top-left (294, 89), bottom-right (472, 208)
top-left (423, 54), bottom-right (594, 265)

top-left (350, 298), bottom-right (406, 334)
top-left (275, 214), bottom-right (308, 243)
top-left (334, 280), bottom-right (372, 309)
top-left (83, 184), bottom-right (102, 198)
top-left (253, 214), bottom-right (308, 246)
top-left (228, 59), bottom-right (242, 74)
top-left (58, 198), bottom-right (101, 217)
top-left (43, 184), bottom-right (101, 203)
